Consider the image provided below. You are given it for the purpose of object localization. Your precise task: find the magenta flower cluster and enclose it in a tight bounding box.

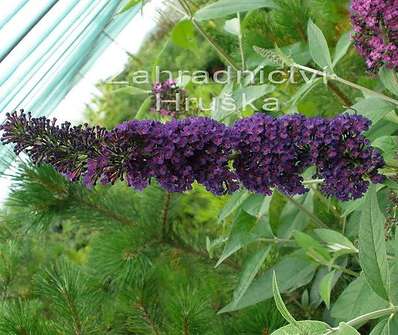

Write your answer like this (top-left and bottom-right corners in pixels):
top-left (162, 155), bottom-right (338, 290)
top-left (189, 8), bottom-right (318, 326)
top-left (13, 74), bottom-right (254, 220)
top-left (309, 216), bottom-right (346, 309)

top-left (351, 0), bottom-right (398, 71)
top-left (1, 111), bottom-right (385, 200)
top-left (151, 79), bottom-right (187, 117)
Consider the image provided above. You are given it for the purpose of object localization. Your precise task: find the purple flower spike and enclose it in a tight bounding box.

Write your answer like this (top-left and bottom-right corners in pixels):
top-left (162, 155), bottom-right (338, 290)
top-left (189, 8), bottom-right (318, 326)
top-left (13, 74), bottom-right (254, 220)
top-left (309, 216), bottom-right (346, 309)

top-left (0, 111), bottom-right (386, 201)
top-left (0, 110), bottom-right (107, 181)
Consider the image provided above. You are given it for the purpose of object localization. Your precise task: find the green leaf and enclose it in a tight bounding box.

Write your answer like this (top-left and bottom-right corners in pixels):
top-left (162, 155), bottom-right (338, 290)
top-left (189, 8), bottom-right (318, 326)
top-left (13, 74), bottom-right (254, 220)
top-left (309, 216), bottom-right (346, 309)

top-left (231, 247), bottom-right (271, 306)
top-left (271, 321), bottom-right (330, 335)
top-left (370, 318), bottom-right (390, 335)
top-left (315, 229), bottom-right (358, 254)
top-left (301, 289), bottom-right (309, 306)
top-left (294, 231), bottom-right (331, 264)
top-left (372, 136), bottom-right (398, 167)
top-left (347, 97), bottom-right (394, 127)
top-left (370, 316), bottom-right (398, 335)
top-left (212, 83), bottom-right (236, 121)
top-left (233, 84), bottom-right (275, 110)
top-left (194, 0), bottom-right (278, 21)
top-left (216, 211), bottom-right (266, 267)
top-left (359, 184), bottom-right (389, 301)
top-left (278, 192), bottom-right (314, 239)
top-left (289, 78), bottom-right (321, 106)
top-left (117, 0), bottom-right (142, 14)
top-left (310, 266), bottom-right (343, 308)
top-left (335, 323), bottom-right (361, 335)
top-left (112, 86), bottom-right (149, 96)
top-left (389, 261), bottom-right (398, 306)
top-left (331, 275), bottom-right (389, 322)
top-left (333, 31), bottom-right (352, 67)
top-left (272, 272), bottom-right (301, 329)
top-left (219, 252), bottom-right (317, 312)
top-left (379, 66), bottom-right (398, 97)
top-left (307, 19), bottom-right (333, 71)
top-left (151, 37), bottom-right (170, 83)
top-left (218, 190), bottom-right (250, 223)
top-left (242, 194), bottom-right (272, 220)
top-left (135, 97), bottom-right (152, 120)
top-left (224, 18), bottom-right (240, 35)
top-left (319, 271), bottom-right (335, 309)
top-left (171, 20), bottom-right (197, 50)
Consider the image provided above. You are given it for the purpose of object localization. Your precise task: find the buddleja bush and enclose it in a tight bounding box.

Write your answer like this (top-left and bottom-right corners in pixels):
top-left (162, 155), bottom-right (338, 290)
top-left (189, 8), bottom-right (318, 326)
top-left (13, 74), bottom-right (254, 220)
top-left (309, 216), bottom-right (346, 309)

top-left (1, 0), bottom-right (398, 334)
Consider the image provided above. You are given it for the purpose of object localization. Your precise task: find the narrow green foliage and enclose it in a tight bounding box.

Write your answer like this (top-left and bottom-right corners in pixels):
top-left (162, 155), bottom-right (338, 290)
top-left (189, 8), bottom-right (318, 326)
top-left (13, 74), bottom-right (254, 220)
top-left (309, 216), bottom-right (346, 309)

top-left (272, 272), bottom-right (301, 329)
top-left (307, 19), bottom-right (333, 71)
top-left (231, 246), bottom-right (271, 306)
top-left (88, 227), bottom-right (154, 289)
top-left (319, 270), bottom-right (335, 309)
top-left (332, 31), bottom-right (352, 67)
top-left (194, 0), bottom-right (278, 21)
top-left (35, 261), bottom-right (99, 334)
top-left (0, 300), bottom-right (53, 335)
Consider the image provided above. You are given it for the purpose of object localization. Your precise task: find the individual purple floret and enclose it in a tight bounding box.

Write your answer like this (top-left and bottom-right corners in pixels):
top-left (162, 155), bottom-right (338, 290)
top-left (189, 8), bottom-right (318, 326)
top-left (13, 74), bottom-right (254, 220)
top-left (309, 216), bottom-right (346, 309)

top-left (155, 117), bottom-right (239, 195)
top-left (351, 0), bottom-right (398, 71)
top-left (0, 110), bottom-right (107, 181)
top-left (232, 114), bottom-right (312, 196)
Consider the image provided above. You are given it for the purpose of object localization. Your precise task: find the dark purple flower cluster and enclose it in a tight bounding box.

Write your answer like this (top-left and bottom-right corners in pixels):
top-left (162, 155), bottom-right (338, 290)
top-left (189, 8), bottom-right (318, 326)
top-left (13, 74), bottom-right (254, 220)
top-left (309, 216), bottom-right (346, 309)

top-left (233, 114), bottom-right (312, 196)
top-left (84, 120), bottom-right (164, 190)
top-left (151, 79), bottom-right (187, 117)
top-left (155, 117), bottom-right (239, 195)
top-left (0, 111), bottom-right (107, 181)
top-left (310, 114), bottom-right (384, 200)
top-left (351, 0), bottom-right (398, 71)
top-left (0, 111), bottom-right (385, 200)
top-left (232, 113), bottom-right (385, 200)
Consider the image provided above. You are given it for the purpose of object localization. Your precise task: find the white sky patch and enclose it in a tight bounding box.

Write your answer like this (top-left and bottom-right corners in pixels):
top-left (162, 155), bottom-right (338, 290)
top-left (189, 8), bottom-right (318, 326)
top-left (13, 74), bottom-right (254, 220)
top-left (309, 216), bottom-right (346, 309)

top-left (53, 1), bottom-right (159, 123)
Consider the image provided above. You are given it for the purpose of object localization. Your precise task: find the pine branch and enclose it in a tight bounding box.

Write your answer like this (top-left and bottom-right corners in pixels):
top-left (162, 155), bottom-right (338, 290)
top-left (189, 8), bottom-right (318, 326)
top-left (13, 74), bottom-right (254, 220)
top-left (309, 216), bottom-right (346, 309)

top-left (162, 193), bottom-right (172, 241)
top-left (133, 301), bottom-right (161, 335)
top-left (36, 261), bottom-right (98, 334)
top-left (79, 196), bottom-right (135, 227)
top-left (168, 232), bottom-right (240, 270)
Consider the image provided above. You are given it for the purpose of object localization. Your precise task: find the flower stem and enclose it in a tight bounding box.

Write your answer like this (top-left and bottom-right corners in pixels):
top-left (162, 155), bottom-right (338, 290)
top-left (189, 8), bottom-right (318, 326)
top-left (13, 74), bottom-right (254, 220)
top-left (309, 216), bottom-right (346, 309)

top-left (324, 306), bottom-right (398, 334)
top-left (302, 179), bottom-right (324, 185)
top-left (284, 194), bottom-right (328, 228)
top-left (237, 12), bottom-right (246, 71)
top-left (257, 237), bottom-right (294, 245)
top-left (292, 63), bottom-right (398, 106)
top-left (327, 81), bottom-right (353, 106)
top-left (177, 0), bottom-right (240, 71)
top-left (330, 264), bottom-right (359, 278)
